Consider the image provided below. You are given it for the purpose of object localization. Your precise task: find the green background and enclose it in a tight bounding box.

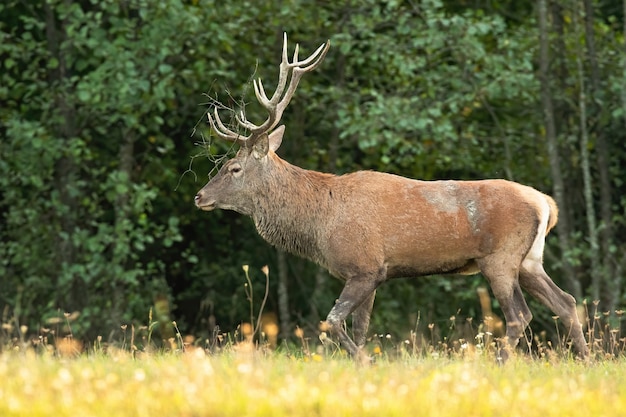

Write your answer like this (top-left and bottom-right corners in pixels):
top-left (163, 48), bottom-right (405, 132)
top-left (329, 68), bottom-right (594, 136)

top-left (1, 0), bottom-right (624, 347)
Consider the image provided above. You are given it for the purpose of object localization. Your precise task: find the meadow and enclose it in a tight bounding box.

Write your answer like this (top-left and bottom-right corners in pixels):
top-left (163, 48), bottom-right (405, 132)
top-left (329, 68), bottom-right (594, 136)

top-left (1, 326), bottom-right (626, 417)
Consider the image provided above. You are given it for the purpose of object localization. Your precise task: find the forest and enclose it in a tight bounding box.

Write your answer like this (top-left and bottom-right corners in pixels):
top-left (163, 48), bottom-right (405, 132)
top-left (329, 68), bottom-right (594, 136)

top-left (1, 0), bottom-right (625, 348)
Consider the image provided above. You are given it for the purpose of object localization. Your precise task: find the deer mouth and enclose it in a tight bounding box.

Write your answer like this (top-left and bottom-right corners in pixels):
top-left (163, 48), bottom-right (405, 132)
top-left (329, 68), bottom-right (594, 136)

top-left (196, 201), bottom-right (216, 211)
top-left (194, 195), bottom-right (216, 211)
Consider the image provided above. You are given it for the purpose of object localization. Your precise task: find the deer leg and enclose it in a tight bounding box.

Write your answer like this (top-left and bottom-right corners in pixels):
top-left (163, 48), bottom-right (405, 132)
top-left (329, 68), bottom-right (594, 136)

top-left (511, 282), bottom-right (533, 332)
top-left (499, 287), bottom-right (531, 357)
top-left (352, 290), bottom-right (376, 348)
top-left (326, 275), bottom-right (381, 362)
top-left (519, 258), bottom-right (589, 357)
top-left (478, 259), bottom-right (530, 360)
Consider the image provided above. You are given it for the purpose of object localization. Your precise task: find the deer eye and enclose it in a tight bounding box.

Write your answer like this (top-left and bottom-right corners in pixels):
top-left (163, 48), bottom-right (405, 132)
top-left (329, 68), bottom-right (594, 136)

top-left (229, 163), bottom-right (242, 175)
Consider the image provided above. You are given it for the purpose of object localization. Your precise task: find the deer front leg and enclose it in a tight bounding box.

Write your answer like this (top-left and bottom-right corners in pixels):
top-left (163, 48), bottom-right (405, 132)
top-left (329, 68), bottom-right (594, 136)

top-left (352, 290), bottom-right (376, 348)
top-left (497, 282), bottom-right (533, 362)
top-left (325, 276), bottom-right (381, 363)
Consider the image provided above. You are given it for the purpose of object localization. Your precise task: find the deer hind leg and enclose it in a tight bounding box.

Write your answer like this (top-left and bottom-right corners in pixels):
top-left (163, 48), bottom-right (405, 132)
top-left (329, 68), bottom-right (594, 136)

top-left (519, 258), bottom-right (589, 357)
top-left (477, 257), bottom-right (532, 359)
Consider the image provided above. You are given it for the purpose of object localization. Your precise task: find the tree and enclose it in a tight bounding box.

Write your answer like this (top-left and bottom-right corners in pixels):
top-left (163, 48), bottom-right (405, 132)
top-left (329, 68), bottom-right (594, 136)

top-left (537, 0), bottom-right (582, 300)
top-left (1, 0), bottom-right (625, 347)
top-left (0, 0), bottom-right (211, 339)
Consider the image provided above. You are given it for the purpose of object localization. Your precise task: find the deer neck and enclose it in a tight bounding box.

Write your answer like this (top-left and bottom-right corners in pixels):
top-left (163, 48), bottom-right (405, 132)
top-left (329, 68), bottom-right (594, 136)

top-left (251, 158), bottom-right (333, 264)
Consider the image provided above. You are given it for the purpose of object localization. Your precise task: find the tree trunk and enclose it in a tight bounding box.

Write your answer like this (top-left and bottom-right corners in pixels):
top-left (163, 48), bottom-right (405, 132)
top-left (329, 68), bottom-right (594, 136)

top-left (45, 2), bottom-right (83, 310)
top-left (582, 0), bottom-right (617, 310)
top-left (623, 0), bottom-right (626, 125)
top-left (548, 1), bottom-right (577, 232)
top-left (573, 2), bottom-right (601, 302)
top-left (111, 129), bottom-right (136, 327)
top-left (615, 0), bottom-right (626, 305)
top-left (537, 0), bottom-right (581, 300)
top-left (276, 249), bottom-right (291, 339)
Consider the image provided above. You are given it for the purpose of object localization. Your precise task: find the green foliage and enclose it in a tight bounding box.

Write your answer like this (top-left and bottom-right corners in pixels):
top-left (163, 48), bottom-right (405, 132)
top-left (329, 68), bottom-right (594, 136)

top-left (1, 0), bottom-right (625, 344)
top-left (0, 0), bottom-right (204, 337)
top-left (325, 1), bottom-right (524, 179)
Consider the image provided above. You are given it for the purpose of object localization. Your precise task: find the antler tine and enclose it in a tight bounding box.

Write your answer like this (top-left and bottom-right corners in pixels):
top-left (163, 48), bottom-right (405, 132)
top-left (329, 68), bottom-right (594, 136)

top-left (207, 107), bottom-right (249, 146)
top-left (289, 40), bottom-right (330, 71)
top-left (212, 33), bottom-right (330, 148)
top-left (245, 33), bottom-right (330, 136)
top-left (267, 39), bottom-right (329, 122)
top-left (279, 38), bottom-right (330, 98)
top-left (234, 105), bottom-right (263, 134)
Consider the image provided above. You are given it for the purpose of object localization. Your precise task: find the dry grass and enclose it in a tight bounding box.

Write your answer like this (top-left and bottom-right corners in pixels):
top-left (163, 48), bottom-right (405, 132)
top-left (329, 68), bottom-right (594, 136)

top-left (0, 343), bottom-right (625, 417)
top-left (1, 286), bottom-right (625, 417)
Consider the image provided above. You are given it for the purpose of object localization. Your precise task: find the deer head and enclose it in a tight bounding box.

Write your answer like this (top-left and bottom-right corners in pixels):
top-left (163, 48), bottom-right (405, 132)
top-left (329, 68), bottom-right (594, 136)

top-left (194, 33), bottom-right (330, 216)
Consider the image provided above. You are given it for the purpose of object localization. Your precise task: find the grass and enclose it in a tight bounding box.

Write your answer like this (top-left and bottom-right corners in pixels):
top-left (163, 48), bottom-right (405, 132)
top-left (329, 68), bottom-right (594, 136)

top-left (2, 280), bottom-right (625, 417)
top-left (1, 345), bottom-right (626, 417)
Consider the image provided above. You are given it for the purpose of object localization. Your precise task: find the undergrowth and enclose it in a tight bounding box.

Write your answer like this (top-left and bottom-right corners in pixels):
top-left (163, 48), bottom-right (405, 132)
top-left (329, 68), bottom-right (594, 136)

top-left (1, 298), bottom-right (625, 364)
top-left (1, 265), bottom-right (625, 361)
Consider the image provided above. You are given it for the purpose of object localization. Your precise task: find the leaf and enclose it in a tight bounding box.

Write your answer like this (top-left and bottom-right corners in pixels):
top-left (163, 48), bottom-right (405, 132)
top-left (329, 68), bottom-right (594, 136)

top-left (77, 89), bottom-right (91, 102)
top-left (158, 63), bottom-right (172, 74)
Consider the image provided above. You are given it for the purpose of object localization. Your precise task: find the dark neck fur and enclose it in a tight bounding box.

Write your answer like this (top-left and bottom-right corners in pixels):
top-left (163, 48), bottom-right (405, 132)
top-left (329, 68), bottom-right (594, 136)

top-left (251, 159), bottom-right (334, 265)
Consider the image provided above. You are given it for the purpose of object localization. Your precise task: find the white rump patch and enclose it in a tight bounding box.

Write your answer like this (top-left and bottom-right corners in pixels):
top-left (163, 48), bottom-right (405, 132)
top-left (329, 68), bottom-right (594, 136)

top-left (523, 196), bottom-right (550, 265)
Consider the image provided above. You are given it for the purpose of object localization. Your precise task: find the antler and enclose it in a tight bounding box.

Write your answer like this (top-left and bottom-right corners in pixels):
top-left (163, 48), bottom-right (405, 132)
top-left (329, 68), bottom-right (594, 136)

top-left (208, 33), bottom-right (330, 148)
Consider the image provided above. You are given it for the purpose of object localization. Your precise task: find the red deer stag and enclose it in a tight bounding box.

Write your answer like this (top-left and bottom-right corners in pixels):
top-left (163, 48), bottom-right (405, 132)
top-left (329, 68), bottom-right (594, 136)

top-left (194, 33), bottom-right (589, 361)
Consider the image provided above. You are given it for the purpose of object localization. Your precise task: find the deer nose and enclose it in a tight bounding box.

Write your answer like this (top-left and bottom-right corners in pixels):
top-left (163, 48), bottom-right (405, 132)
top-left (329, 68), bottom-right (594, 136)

top-left (194, 192), bottom-right (202, 202)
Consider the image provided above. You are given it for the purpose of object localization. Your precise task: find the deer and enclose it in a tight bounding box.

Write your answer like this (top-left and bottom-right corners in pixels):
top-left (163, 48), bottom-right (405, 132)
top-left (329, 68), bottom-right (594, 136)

top-left (194, 33), bottom-right (589, 362)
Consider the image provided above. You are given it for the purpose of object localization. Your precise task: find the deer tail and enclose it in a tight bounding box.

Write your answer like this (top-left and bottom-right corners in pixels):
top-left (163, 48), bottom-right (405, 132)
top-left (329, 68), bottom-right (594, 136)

top-left (545, 194), bottom-right (559, 235)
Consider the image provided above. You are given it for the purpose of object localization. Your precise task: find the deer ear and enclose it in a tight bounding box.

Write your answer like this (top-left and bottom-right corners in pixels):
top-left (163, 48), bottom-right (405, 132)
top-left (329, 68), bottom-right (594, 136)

top-left (251, 126), bottom-right (285, 159)
top-left (251, 134), bottom-right (270, 159)
top-left (268, 125), bottom-right (285, 152)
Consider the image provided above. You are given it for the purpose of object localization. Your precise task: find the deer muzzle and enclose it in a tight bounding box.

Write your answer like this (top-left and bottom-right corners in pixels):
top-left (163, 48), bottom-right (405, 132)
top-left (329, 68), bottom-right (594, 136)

top-left (194, 192), bottom-right (216, 211)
